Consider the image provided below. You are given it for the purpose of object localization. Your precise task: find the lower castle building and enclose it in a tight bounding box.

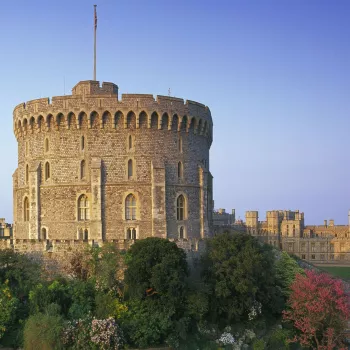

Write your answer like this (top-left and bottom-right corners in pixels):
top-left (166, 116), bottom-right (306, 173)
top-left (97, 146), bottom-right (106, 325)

top-left (214, 209), bottom-right (350, 264)
top-left (0, 219), bottom-right (13, 238)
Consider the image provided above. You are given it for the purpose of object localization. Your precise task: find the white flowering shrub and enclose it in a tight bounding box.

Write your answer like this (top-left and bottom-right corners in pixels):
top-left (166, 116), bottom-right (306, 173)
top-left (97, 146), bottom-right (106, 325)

top-left (62, 316), bottom-right (124, 349)
top-left (217, 332), bottom-right (236, 345)
top-left (248, 301), bottom-right (262, 321)
top-left (90, 317), bottom-right (124, 349)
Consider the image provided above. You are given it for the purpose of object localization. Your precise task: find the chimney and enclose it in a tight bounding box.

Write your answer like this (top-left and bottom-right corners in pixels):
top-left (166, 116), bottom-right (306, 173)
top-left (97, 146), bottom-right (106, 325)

top-left (324, 219), bottom-right (327, 228)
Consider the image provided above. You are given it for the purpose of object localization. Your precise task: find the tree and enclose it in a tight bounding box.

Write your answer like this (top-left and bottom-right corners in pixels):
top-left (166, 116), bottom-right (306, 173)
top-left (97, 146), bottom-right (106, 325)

top-left (123, 238), bottom-right (189, 347)
top-left (0, 281), bottom-right (19, 340)
top-left (0, 249), bottom-right (41, 299)
top-left (283, 270), bottom-right (350, 349)
top-left (275, 251), bottom-right (305, 298)
top-left (23, 311), bottom-right (64, 350)
top-left (201, 232), bottom-right (284, 327)
top-left (124, 237), bottom-right (188, 302)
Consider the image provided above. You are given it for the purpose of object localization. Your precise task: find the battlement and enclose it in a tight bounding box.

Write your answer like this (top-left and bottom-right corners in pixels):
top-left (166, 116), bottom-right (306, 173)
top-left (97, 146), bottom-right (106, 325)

top-left (13, 80), bottom-right (213, 143)
top-left (72, 80), bottom-right (119, 96)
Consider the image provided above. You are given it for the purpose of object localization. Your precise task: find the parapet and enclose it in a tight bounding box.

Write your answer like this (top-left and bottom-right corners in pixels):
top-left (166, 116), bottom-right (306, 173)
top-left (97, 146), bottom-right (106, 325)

top-left (72, 81), bottom-right (118, 96)
top-left (13, 80), bottom-right (213, 144)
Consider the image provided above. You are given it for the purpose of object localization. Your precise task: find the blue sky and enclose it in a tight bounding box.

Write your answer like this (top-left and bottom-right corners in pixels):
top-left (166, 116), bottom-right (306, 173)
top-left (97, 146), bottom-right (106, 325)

top-left (0, 0), bottom-right (349, 224)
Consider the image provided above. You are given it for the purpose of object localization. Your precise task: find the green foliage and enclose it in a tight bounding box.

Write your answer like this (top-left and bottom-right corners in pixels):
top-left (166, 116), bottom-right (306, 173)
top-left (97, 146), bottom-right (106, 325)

top-left (266, 327), bottom-right (291, 349)
top-left (94, 243), bottom-right (125, 293)
top-left (275, 252), bottom-right (304, 297)
top-left (29, 280), bottom-right (71, 315)
top-left (0, 281), bottom-right (19, 340)
top-left (253, 338), bottom-right (266, 350)
top-left (23, 312), bottom-right (64, 350)
top-left (0, 249), bottom-right (41, 298)
top-left (121, 299), bottom-right (173, 347)
top-left (94, 292), bottom-right (127, 320)
top-left (67, 279), bottom-right (96, 320)
top-left (123, 238), bottom-right (190, 347)
top-left (124, 237), bottom-right (188, 301)
top-left (201, 232), bottom-right (284, 327)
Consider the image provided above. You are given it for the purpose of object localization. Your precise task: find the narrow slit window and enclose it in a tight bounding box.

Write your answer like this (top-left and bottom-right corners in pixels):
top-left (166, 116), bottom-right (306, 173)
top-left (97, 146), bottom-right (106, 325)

top-left (128, 159), bottom-right (133, 179)
top-left (178, 162), bottom-right (183, 179)
top-left (45, 162), bottom-right (50, 180)
top-left (24, 197), bottom-right (29, 222)
top-left (81, 160), bottom-right (86, 179)
top-left (25, 164), bottom-right (29, 184)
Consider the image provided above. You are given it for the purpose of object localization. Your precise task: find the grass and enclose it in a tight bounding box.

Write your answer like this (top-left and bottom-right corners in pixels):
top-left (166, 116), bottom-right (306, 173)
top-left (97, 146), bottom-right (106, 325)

top-left (318, 266), bottom-right (350, 281)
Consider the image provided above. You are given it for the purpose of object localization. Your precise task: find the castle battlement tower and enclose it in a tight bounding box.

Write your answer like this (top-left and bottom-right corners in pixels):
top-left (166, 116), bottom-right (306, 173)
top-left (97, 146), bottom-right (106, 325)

top-left (13, 80), bottom-right (213, 243)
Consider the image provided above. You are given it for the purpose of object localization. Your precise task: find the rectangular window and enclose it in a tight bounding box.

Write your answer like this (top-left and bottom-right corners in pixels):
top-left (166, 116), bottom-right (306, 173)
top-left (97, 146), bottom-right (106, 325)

top-left (330, 254), bottom-right (334, 260)
top-left (320, 254), bottom-right (325, 260)
top-left (311, 254), bottom-right (316, 260)
top-left (311, 244), bottom-right (316, 252)
top-left (301, 254), bottom-right (306, 260)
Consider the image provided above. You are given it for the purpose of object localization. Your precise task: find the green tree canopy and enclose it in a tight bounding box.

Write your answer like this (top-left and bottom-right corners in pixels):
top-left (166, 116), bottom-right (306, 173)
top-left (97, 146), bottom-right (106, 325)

top-left (123, 238), bottom-right (190, 348)
top-left (124, 237), bottom-right (188, 302)
top-left (201, 232), bottom-right (284, 327)
top-left (0, 249), bottom-right (41, 299)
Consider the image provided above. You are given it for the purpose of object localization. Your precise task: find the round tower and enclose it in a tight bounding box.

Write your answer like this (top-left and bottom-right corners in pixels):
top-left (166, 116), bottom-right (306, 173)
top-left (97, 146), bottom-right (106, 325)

top-left (13, 80), bottom-right (213, 242)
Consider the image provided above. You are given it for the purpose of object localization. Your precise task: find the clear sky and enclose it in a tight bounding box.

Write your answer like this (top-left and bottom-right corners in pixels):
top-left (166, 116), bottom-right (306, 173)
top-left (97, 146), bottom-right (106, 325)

top-left (0, 0), bottom-right (349, 225)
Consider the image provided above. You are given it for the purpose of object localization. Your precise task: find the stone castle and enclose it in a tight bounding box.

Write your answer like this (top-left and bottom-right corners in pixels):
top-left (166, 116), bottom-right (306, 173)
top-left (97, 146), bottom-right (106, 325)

top-left (214, 208), bottom-right (350, 264)
top-left (9, 80), bottom-right (213, 251)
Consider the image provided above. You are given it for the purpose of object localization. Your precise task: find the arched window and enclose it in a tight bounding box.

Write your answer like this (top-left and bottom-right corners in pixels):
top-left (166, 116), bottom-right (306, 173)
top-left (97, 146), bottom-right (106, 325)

top-left (81, 136), bottom-right (85, 151)
top-left (78, 195), bottom-right (90, 221)
top-left (80, 160), bottom-right (86, 179)
top-left (128, 135), bottom-right (133, 149)
top-left (84, 229), bottom-right (89, 240)
top-left (24, 197), bottom-right (29, 222)
top-left (177, 195), bottom-right (185, 221)
top-left (178, 136), bottom-right (183, 153)
top-left (125, 194), bottom-right (136, 220)
top-left (45, 138), bottom-right (49, 152)
top-left (45, 162), bottom-right (50, 180)
top-left (178, 162), bottom-right (183, 179)
top-left (78, 228), bottom-right (83, 240)
top-left (179, 226), bottom-right (185, 239)
top-left (128, 159), bottom-right (133, 179)
top-left (25, 164), bottom-right (29, 184)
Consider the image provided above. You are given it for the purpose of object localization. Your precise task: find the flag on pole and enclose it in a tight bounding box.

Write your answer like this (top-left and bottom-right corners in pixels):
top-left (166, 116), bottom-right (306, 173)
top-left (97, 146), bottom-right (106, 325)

top-left (94, 5), bottom-right (97, 29)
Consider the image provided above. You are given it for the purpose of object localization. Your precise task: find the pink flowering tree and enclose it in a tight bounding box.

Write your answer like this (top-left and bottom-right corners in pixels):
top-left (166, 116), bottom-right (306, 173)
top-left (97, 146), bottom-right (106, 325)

top-left (283, 270), bottom-right (350, 349)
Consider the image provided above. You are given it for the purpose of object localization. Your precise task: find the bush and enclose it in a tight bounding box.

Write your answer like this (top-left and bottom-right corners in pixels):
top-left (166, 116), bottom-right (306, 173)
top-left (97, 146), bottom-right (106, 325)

top-left (0, 281), bottom-right (19, 340)
top-left (62, 316), bottom-right (124, 350)
top-left (23, 312), bottom-right (64, 350)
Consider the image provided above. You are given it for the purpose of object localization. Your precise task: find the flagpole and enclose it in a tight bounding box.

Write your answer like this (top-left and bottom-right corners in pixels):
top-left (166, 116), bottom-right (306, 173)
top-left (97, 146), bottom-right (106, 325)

top-left (93, 5), bottom-right (97, 81)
